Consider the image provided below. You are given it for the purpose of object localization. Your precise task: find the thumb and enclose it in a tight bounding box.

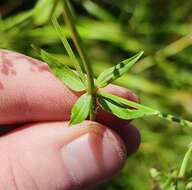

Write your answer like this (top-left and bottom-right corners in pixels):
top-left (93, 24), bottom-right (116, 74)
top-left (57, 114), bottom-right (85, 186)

top-left (0, 121), bottom-right (127, 190)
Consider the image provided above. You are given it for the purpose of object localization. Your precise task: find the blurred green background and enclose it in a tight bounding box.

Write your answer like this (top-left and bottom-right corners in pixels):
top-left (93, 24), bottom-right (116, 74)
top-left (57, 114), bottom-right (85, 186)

top-left (0, 0), bottom-right (192, 189)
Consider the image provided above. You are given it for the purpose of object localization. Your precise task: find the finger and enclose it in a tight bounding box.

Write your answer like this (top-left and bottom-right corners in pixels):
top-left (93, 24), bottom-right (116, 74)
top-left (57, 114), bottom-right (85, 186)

top-left (0, 121), bottom-right (127, 190)
top-left (0, 123), bottom-right (140, 157)
top-left (0, 49), bottom-right (78, 124)
top-left (0, 49), bottom-right (138, 126)
top-left (113, 123), bottom-right (141, 156)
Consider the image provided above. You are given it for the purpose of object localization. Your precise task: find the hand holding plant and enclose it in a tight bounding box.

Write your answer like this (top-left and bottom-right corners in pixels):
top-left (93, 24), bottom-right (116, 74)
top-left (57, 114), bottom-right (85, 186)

top-left (0, 0), bottom-right (191, 189)
top-left (0, 48), bottom-right (140, 189)
top-left (32, 1), bottom-right (192, 129)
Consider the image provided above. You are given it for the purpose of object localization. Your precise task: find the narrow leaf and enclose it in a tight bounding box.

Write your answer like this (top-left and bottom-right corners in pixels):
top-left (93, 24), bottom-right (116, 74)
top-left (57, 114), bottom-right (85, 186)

top-left (32, 45), bottom-right (86, 92)
top-left (99, 92), bottom-right (158, 113)
top-left (32, 0), bottom-right (60, 25)
top-left (70, 93), bottom-right (92, 125)
top-left (51, 16), bottom-right (85, 82)
top-left (98, 95), bottom-right (158, 120)
top-left (97, 51), bottom-right (144, 88)
top-left (2, 11), bottom-right (33, 31)
top-left (99, 92), bottom-right (192, 128)
top-left (52, 16), bottom-right (76, 61)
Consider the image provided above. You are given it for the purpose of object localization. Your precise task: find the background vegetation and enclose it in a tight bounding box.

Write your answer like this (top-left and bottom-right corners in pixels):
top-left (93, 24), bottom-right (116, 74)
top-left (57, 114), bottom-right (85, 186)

top-left (0, 0), bottom-right (191, 189)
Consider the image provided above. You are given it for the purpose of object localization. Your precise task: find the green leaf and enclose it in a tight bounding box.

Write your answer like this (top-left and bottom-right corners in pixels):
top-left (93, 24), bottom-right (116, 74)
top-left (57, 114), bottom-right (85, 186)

top-left (32, 45), bottom-right (86, 92)
top-left (98, 93), bottom-right (158, 120)
top-left (52, 16), bottom-right (76, 61)
top-left (99, 92), bottom-right (158, 114)
top-left (99, 92), bottom-right (192, 128)
top-left (96, 51), bottom-right (144, 88)
top-left (2, 11), bottom-right (33, 31)
top-left (32, 0), bottom-right (61, 25)
top-left (51, 16), bottom-right (85, 82)
top-left (69, 93), bottom-right (92, 125)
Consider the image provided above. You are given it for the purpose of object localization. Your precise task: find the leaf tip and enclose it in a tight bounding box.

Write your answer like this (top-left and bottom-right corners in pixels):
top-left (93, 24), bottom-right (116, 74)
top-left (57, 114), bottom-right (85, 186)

top-left (138, 51), bottom-right (144, 58)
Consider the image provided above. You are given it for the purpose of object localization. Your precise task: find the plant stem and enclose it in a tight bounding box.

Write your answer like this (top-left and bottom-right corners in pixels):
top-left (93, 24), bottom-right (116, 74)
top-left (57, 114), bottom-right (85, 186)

top-left (63, 0), bottom-right (96, 120)
top-left (48, 0), bottom-right (60, 23)
top-left (158, 113), bottom-right (192, 128)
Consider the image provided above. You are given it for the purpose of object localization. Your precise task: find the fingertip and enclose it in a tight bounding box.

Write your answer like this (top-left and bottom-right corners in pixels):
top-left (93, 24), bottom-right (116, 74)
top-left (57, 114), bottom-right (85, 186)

top-left (0, 121), bottom-right (127, 189)
top-left (61, 121), bottom-right (127, 188)
top-left (90, 120), bottom-right (140, 157)
top-left (64, 121), bottom-right (140, 188)
top-left (115, 123), bottom-right (141, 156)
top-left (102, 84), bottom-right (139, 103)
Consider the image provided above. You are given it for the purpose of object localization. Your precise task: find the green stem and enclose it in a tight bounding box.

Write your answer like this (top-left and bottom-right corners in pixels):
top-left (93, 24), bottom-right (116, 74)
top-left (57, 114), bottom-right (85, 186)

top-left (48, 0), bottom-right (60, 23)
top-left (178, 142), bottom-right (192, 178)
top-left (63, 0), bottom-right (96, 120)
top-left (158, 113), bottom-right (192, 128)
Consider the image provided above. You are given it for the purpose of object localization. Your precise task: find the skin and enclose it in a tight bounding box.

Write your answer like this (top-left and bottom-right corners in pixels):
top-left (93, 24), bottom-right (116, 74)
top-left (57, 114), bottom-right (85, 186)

top-left (0, 49), bottom-right (140, 190)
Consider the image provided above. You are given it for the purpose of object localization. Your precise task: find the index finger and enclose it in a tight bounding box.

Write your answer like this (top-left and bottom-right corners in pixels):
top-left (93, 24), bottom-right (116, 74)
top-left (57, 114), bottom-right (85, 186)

top-left (0, 49), bottom-right (138, 126)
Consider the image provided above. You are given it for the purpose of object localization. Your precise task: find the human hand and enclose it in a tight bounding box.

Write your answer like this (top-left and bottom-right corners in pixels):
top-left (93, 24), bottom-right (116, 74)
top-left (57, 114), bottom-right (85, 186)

top-left (0, 49), bottom-right (140, 190)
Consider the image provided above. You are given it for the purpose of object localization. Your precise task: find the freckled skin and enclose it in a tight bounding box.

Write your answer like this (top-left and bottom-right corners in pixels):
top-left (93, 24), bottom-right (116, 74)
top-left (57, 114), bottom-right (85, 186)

top-left (0, 53), bottom-right (16, 76)
top-left (0, 49), bottom-right (78, 123)
top-left (0, 49), bottom-right (140, 190)
top-left (0, 50), bottom-right (51, 93)
top-left (0, 49), bottom-right (50, 76)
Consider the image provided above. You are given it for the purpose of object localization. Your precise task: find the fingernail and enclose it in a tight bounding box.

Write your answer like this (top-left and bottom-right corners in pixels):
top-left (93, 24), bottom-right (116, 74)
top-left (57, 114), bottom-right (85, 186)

top-left (61, 128), bottom-right (127, 188)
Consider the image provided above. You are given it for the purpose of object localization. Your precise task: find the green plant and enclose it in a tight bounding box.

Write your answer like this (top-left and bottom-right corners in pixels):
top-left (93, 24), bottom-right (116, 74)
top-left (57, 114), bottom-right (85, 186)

top-left (150, 142), bottom-right (192, 190)
top-left (1, 0), bottom-right (192, 189)
top-left (32, 1), bottom-right (192, 129)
